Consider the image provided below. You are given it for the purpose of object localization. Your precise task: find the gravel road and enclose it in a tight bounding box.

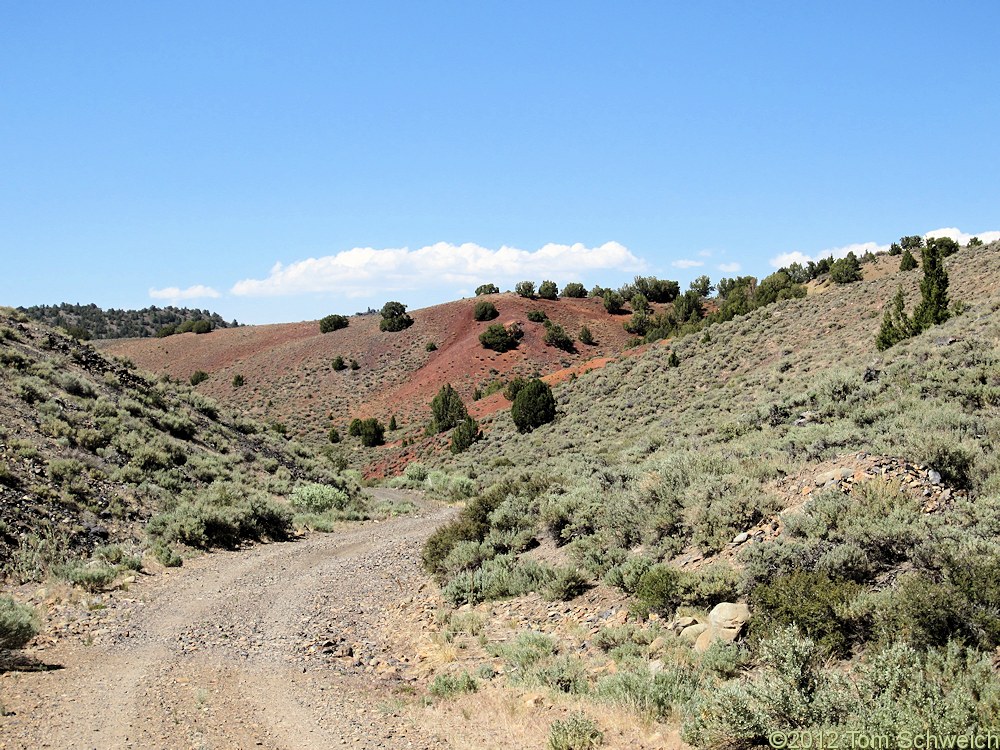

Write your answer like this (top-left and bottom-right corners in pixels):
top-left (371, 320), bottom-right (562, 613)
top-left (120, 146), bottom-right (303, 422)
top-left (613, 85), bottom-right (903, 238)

top-left (1, 490), bottom-right (456, 750)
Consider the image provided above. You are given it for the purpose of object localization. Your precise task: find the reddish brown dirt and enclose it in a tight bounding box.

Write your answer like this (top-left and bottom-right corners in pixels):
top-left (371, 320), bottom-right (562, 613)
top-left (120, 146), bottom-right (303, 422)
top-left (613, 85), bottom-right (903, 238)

top-left (100, 295), bottom-right (639, 441)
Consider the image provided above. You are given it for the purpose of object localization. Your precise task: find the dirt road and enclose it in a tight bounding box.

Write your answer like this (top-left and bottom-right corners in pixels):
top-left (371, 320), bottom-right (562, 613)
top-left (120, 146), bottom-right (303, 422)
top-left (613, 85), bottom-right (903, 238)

top-left (1, 490), bottom-right (455, 750)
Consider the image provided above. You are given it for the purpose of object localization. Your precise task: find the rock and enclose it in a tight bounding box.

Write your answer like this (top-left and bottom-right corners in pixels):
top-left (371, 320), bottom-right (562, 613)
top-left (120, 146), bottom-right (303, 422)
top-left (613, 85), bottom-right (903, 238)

top-left (732, 532), bottom-right (749, 545)
top-left (680, 623), bottom-right (708, 643)
top-left (708, 602), bottom-right (751, 631)
top-left (928, 470), bottom-right (942, 485)
top-left (648, 636), bottom-right (667, 654)
top-left (815, 468), bottom-right (853, 486)
top-left (693, 602), bottom-right (750, 652)
top-left (672, 616), bottom-right (697, 631)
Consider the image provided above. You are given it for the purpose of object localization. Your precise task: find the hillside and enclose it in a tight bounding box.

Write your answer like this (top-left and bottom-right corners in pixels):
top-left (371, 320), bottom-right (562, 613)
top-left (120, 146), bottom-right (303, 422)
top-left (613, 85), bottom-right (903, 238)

top-left (0, 310), bottom-right (360, 583)
top-left (384, 241), bottom-right (1000, 746)
top-left (100, 294), bottom-right (638, 438)
top-left (19, 303), bottom-right (239, 340)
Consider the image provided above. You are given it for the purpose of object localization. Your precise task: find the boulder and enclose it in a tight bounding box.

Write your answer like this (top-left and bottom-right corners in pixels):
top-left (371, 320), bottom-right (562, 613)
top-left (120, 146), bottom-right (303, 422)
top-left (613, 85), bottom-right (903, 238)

top-left (692, 602), bottom-right (751, 653)
top-left (680, 623), bottom-right (709, 643)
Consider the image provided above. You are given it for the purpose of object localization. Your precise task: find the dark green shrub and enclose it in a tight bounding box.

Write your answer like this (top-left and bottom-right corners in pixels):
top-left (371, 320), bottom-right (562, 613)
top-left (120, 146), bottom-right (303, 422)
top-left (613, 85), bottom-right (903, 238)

top-left (388, 415), bottom-right (397, 431)
top-left (349, 358), bottom-right (359, 370)
top-left (538, 280), bottom-right (558, 300)
top-left (192, 320), bottom-right (212, 334)
top-left (332, 355), bottom-right (346, 371)
top-left (579, 326), bottom-right (594, 345)
top-left (328, 427), bottom-right (341, 443)
top-left (927, 236), bottom-right (960, 257)
top-left (231, 373), bottom-right (245, 387)
top-left (319, 314), bottom-right (349, 333)
top-left (634, 564), bottom-right (681, 616)
top-left (479, 323), bottom-right (520, 352)
top-left (830, 252), bottom-right (862, 284)
top-left (668, 351), bottom-right (680, 367)
top-left (0, 596), bottom-right (40, 650)
top-left (425, 341), bottom-right (437, 351)
top-left (348, 418), bottom-right (362, 437)
top-left (526, 310), bottom-right (547, 323)
top-left (912, 243), bottom-right (950, 330)
top-left (429, 384), bottom-right (468, 433)
top-left (543, 567), bottom-right (589, 601)
top-left (152, 542), bottom-right (182, 567)
top-left (511, 379), bottom-right (556, 433)
top-left (871, 574), bottom-right (971, 651)
top-left (561, 282), bottom-right (586, 298)
top-left (379, 301), bottom-right (413, 332)
top-left (899, 248), bottom-right (918, 271)
top-left (602, 290), bottom-right (624, 314)
top-left (475, 283), bottom-right (499, 295)
top-left (474, 300), bottom-right (499, 321)
top-left (190, 370), bottom-right (209, 385)
top-left (358, 418), bottom-right (385, 447)
top-left (515, 281), bottom-right (536, 298)
top-left (450, 416), bottom-right (481, 454)
top-left (749, 570), bottom-right (862, 657)
top-left (875, 287), bottom-right (916, 351)
top-left (544, 323), bottom-right (575, 352)
top-left (504, 377), bottom-right (527, 401)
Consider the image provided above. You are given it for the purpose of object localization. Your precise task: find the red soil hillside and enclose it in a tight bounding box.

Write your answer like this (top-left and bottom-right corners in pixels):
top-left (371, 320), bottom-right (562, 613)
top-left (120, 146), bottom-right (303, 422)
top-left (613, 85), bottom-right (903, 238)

top-left (100, 294), bottom-right (638, 439)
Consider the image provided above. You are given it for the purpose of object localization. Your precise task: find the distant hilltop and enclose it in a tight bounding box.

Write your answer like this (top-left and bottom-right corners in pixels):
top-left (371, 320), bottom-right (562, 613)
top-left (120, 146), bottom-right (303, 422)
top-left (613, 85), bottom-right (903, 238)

top-left (17, 302), bottom-right (240, 340)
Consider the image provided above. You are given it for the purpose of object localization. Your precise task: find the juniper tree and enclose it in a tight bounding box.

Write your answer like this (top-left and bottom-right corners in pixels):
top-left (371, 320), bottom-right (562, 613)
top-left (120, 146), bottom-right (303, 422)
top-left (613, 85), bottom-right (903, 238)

top-left (912, 243), bottom-right (950, 330)
top-left (429, 384), bottom-right (468, 433)
top-left (899, 248), bottom-right (918, 271)
top-left (538, 280), bottom-right (558, 300)
top-left (450, 416), bottom-right (481, 454)
top-left (875, 287), bottom-right (915, 351)
top-left (511, 379), bottom-right (556, 433)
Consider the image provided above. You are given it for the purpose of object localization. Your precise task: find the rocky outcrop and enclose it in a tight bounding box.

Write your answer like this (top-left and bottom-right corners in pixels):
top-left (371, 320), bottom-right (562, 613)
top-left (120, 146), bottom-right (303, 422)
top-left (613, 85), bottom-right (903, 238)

top-left (669, 602), bottom-right (751, 652)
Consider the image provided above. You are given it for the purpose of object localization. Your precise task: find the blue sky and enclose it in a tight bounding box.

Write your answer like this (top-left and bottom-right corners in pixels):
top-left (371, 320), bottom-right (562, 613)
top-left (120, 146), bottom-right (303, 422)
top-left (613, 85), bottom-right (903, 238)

top-left (2, 2), bottom-right (998, 324)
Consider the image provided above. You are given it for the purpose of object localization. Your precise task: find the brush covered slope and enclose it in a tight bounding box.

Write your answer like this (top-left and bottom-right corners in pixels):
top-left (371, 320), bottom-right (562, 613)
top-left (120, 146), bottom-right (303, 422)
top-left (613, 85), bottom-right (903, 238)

top-left (100, 294), bottom-right (637, 439)
top-left (409, 242), bottom-right (1000, 747)
top-left (0, 309), bottom-right (360, 586)
top-left (19, 302), bottom-right (238, 340)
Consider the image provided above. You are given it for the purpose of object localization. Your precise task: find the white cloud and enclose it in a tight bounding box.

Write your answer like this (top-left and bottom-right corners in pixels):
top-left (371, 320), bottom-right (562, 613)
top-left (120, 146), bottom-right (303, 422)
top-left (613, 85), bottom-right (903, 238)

top-left (925, 227), bottom-right (1000, 245)
top-left (230, 241), bottom-right (645, 297)
top-left (698, 249), bottom-right (714, 258)
top-left (149, 284), bottom-right (221, 301)
top-left (671, 259), bottom-right (704, 269)
top-left (769, 241), bottom-right (889, 269)
top-left (717, 262), bottom-right (742, 273)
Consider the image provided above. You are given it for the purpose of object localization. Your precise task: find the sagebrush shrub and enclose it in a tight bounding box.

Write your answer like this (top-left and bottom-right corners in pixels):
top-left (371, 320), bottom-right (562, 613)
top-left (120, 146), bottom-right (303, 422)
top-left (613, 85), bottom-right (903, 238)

top-left (0, 596), bottom-right (39, 650)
